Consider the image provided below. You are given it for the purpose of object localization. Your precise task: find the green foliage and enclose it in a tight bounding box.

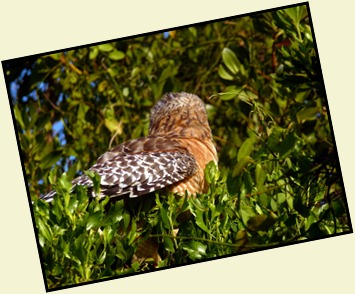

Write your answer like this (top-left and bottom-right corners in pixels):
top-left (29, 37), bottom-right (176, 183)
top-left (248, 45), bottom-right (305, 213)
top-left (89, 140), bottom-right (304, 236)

top-left (5, 4), bottom-right (351, 290)
top-left (33, 163), bottom-right (239, 288)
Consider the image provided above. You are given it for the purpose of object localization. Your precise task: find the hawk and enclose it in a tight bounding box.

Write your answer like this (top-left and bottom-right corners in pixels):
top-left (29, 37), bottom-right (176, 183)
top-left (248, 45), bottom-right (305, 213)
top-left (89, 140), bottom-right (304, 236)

top-left (41, 92), bottom-right (218, 202)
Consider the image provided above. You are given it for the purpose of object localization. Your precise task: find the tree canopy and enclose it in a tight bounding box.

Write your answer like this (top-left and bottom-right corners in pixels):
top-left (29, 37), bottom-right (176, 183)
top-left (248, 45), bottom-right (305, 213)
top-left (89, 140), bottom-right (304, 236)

top-left (4, 4), bottom-right (351, 290)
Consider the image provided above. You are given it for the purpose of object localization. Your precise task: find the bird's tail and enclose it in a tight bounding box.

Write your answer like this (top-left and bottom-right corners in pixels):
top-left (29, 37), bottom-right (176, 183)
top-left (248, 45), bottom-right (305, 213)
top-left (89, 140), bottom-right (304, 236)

top-left (40, 190), bottom-right (57, 202)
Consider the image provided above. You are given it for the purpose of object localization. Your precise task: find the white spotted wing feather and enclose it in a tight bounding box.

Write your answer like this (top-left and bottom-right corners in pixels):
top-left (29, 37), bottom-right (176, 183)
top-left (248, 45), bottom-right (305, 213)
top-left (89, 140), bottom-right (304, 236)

top-left (73, 151), bottom-right (197, 198)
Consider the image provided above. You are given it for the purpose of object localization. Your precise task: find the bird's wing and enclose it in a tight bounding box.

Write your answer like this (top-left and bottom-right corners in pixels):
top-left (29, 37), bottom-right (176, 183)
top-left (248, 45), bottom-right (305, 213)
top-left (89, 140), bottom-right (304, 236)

top-left (40, 137), bottom-right (197, 202)
top-left (73, 151), bottom-right (197, 198)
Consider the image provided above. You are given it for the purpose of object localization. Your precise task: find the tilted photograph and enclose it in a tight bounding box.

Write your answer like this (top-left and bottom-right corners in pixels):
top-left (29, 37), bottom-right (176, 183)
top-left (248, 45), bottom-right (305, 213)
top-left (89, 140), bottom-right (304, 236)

top-left (2, 2), bottom-right (352, 291)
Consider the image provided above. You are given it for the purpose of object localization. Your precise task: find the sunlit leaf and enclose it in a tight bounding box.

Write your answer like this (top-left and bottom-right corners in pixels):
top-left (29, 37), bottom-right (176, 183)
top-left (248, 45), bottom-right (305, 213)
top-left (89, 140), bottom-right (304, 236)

top-left (195, 209), bottom-right (210, 234)
top-left (218, 64), bottom-right (234, 81)
top-left (237, 137), bottom-right (255, 162)
top-left (221, 48), bottom-right (241, 75)
top-left (296, 106), bottom-right (320, 123)
top-left (89, 47), bottom-right (99, 60)
top-left (98, 43), bottom-right (114, 52)
top-left (108, 50), bottom-right (125, 61)
top-left (86, 212), bottom-right (102, 230)
top-left (37, 218), bottom-right (53, 243)
top-left (181, 241), bottom-right (207, 261)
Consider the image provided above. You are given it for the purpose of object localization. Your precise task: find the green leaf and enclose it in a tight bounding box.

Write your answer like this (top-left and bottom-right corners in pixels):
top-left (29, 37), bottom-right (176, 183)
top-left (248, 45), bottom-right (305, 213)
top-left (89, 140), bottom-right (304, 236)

top-left (163, 236), bottom-right (175, 253)
top-left (277, 193), bottom-right (286, 205)
top-left (37, 218), bottom-right (53, 243)
top-left (284, 6), bottom-right (307, 26)
top-left (122, 211), bottom-right (131, 230)
top-left (305, 211), bottom-right (318, 231)
top-left (159, 205), bottom-right (170, 230)
top-left (156, 195), bottom-right (171, 230)
top-left (86, 212), bottom-right (102, 230)
top-left (13, 104), bottom-right (25, 129)
top-left (98, 43), bottom-right (114, 52)
top-left (218, 64), bottom-right (234, 81)
top-left (232, 156), bottom-right (253, 177)
top-left (58, 173), bottom-right (72, 192)
top-left (97, 250), bottom-right (106, 265)
top-left (219, 86), bottom-right (244, 100)
top-left (108, 50), bottom-right (125, 60)
top-left (83, 170), bottom-right (101, 196)
top-left (221, 48), bottom-right (240, 75)
top-left (40, 152), bottom-right (62, 169)
top-left (237, 137), bottom-right (255, 162)
top-left (107, 67), bottom-right (118, 78)
top-left (278, 132), bottom-right (297, 158)
top-left (188, 27), bottom-right (197, 38)
top-left (296, 106), bottom-right (319, 123)
top-left (127, 220), bottom-right (137, 245)
top-left (234, 229), bottom-right (248, 248)
top-left (266, 127), bottom-right (284, 153)
top-left (78, 103), bottom-right (89, 120)
top-left (98, 80), bottom-right (108, 92)
top-left (194, 208), bottom-right (210, 234)
top-left (131, 261), bottom-right (140, 271)
top-left (204, 161), bottom-right (218, 185)
top-left (255, 163), bottom-right (266, 191)
top-left (181, 241), bottom-right (207, 261)
top-left (295, 88), bottom-right (311, 103)
top-left (89, 47), bottom-right (99, 60)
top-left (238, 204), bottom-right (256, 227)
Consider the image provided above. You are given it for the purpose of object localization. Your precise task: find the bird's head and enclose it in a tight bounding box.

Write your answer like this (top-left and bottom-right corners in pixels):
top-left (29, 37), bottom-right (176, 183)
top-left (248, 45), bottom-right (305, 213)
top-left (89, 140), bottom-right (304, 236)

top-left (148, 92), bottom-right (212, 140)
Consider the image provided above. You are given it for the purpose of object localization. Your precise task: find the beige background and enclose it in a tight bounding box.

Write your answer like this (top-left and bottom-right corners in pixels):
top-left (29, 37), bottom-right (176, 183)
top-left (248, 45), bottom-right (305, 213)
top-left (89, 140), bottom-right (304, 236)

top-left (0, 0), bottom-right (354, 293)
